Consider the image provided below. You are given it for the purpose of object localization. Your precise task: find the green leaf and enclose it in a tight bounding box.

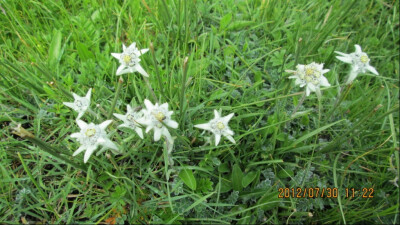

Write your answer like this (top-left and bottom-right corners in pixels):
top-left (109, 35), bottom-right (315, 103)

top-left (196, 178), bottom-right (213, 193)
top-left (291, 119), bottom-right (345, 147)
top-left (219, 13), bottom-right (232, 31)
top-left (48, 29), bottom-right (62, 66)
top-left (232, 164), bottom-right (243, 191)
top-left (242, 171), bottom-right (257, 188)
top-left (277, 169), bottom-right (294, 179)
top-left (179, 169), bottom-right (196, 190)
top-left (76, 42), bottom-right (95, 61)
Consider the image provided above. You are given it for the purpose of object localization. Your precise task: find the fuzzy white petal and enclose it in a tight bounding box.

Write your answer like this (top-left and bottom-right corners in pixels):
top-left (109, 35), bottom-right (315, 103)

top-left (84, 146), bottom-right (97, 163)
top-left (73, 145), bottom-right (86, 156)
top-left (111, 53), bottom-right (121, 59)
top-left (102, 138), bottom-right (118, 150)
top-left (354, 44), bottom-right (362, 54)
top-left (76, 120), bottom-right (87, 130)
top-left (70, 132), bottom-right (81, 139)
top-left (139, 48), bottom-right (149, 55)
top-left (222, 113), bottom-right (234, 124)
top-left (194, 123), bottom-right (212, 131)
top-left (99, 120), bottom-right (113, 130)
top-left (113, 113), bottom-right (126, 121)
top-left (165, 120), bottom-right (178, 129)
top-left (116, 65), bottom-right (129, 75)
top-left (213, 110), bottom-right (220, 119)
top-left (144, 99), bottom-right (153, 110)
top-left (135, 64), bottom-right (149, 77)
top-left (135, 127), bottom-right (144, 139)
top-left (336, 56), bottom-right (353, 64)
top-left (85, 88), bottom-right (92, 99)
top-left (306, 87), bottom-right (311, 96)
top-left (319, 76), bottom-right (331, 87)
top-left (154, 128), bottom-right (162, 141)
top-left (215, 134), bottom-right (221, 146)
top-left (366, 65), bottom-right (379, 75)
top-left (225, 135), bottom-right (236, 144)
top-left (63, 102), bottom-right (75, 109)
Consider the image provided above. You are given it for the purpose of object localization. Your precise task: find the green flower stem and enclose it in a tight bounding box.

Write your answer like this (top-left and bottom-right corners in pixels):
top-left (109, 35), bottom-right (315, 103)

top-left (13, 124), bottom-right (88, 172)
top-left (150, 42), bottom-right (165, 99)
top-left (107, 77), bottom-right (124, 119)
top-left (292, 91), bottom-right (306, 116)
top-left (328, 83), bottom-right (353, 120)
top-left (143, 76), bottom-right (158, 103)
top-left (179, 57), bottom-right (189, 126)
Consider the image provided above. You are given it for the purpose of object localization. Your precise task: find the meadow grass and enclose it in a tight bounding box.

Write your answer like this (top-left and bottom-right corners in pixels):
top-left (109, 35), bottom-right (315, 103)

top-left (0, 0), bottom-right (399, 224)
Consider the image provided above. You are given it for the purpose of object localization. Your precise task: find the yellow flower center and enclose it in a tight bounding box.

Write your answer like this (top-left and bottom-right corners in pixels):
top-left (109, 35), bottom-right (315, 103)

top-left (85, 128), bottom-right (96, 137)
top-left (305, 76), bottom-right (312, 82)
top-left (217, 122), bottom-right (225, 130)
top-left (360, 55), bottom-right (369, 64)
top-left (123, 55), bottom-right (132, 63)
top-left (154, 112), bottom-right (166, 122)
top-left (127, 114), bottom-right (136, 123)
top-left (305, 68), bottom-right (314, 76)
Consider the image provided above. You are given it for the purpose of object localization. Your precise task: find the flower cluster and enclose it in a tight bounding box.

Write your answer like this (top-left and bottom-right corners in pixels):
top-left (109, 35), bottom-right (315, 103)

top-left (286, 62), bottom-right (331, 97)
top-left (335, 44), bottom-right (379, 84)
top-left (63, 41), bottom-right (378, 164)
top-left (287, 44), bottom-right (378, 97)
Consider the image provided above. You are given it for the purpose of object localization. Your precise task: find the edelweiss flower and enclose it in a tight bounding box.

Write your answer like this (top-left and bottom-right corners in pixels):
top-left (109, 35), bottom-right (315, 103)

top-left (286, 62), bottom-right (331, 97)
top-left (63, 88), bottom-right (92, 120)
top-left (111, 42), bottom-right (149, 77)
top-left (137, 99), bottom-right (178, 142)
top-left (71, 120), bottom-right (118, 163)
top-left (335, 44), bottom-right (379, 84)
top-left (113, 105), bottom-right (144, 139)
top-left (194, 110), bottom-right (235, 146)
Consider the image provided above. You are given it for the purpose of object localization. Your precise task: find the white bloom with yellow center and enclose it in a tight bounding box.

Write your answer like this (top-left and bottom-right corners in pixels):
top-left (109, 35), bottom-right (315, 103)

top-left (113, 105), bottom-right (144, 139)
top-left (335, 44), bottom-right (379, 84)
top-left (137, 99), bottom-right (178, 142)
top-left (194, 110), bottom-right (235, 146)
top-left (286, 62), bottom-right (330, 97)
top-left (111, 42), bottom-right (149, 77)
top-left (70, 120), bottom-right (118, 163)
top-left (63, 88), bottom-right (92, 120)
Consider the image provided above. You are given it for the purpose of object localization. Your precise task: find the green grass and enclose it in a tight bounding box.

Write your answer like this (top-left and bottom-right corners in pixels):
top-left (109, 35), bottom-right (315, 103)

top-left (1, 0), bottom-right (399, 223)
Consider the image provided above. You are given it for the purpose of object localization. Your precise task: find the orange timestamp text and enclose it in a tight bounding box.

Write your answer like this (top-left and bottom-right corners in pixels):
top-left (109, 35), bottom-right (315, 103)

top-left (278, 187), bottom-right (375, 198)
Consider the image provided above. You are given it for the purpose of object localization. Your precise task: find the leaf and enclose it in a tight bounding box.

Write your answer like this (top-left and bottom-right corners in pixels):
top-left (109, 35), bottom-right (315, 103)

top-left (179, 169), bottom-right (196, 190)
top-left (242, 171), bottom-right (257, 188)
top-left (219, 13), bottom-right (232, 31)
top-left (291, 119), bottom-right (345, 147)
top-left (76, 42), bottom-right (95, 61)
top-left (232, 164), bottom-right (243, 191)
top-left (277, 169), bottom-right (294, 179)
top-left (196, 178), bottom-right (213, 193)
top-left (48, 29), bottom-right (62, 66)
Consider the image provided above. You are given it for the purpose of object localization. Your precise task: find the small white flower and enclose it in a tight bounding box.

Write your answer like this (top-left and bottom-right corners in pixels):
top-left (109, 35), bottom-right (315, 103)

top-left (286, 62), bottom-right (331, 97)
top-left (137, 99), bottom-right (178, 142)
top-left (194, 110), bottom-right (235, 146)
top-left (63, 88), bottom-right (92, 120)
top-left (335, 44), bottom-right (379, 84)
top-left (113, 105), bottom-right (144, 139)
top-left (111, 42), bottom-right (149, 77)
top-left (71, 120), bottom-right (118, 163)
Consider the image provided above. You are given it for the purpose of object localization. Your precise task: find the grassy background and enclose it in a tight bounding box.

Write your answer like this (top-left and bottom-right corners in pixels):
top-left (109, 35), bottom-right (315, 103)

top-left (1, 0), bottom-right (399, 223)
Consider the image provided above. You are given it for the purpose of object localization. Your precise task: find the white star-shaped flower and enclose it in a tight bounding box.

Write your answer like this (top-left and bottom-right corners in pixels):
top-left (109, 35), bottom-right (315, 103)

top-left (70, 120), bottom-right (118, 163)
top-left (113, 105), bottom-right (144, 139)
top-left (194, 110), bottom-right (235, 146)
top-left (335, 44), bottom-right (379, 84)
top-left (111, 42), bottom-right (149, 77)
top-left (63, 88), bottom-right (92, 120)
top-left (137, 99), bottom-right (178, 142)
top-left (286, 62), bottom-right (331, 97)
